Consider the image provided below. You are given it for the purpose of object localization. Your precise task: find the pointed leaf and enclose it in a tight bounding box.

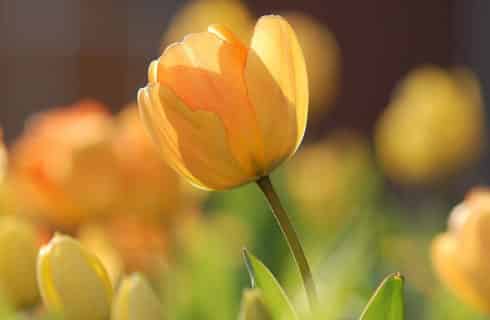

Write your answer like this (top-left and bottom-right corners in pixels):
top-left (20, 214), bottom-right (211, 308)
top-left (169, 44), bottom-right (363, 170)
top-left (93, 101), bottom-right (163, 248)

top-left (243, 249), bottom-right (298, 320)
top-left (360, 273), bottom-right (404, 320)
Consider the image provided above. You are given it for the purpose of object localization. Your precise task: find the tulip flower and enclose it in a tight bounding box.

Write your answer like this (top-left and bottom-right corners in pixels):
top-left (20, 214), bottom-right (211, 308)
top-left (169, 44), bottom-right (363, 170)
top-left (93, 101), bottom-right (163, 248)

top-left (375, 66), bottom-right (485, 185)
top-left (138, 15), bottom-right (308, 191)
top-left (10, 100), bottom-right (120, 230)
top-left (37, 234), bottom-right (113, 320)
top-left (0, 217), bottom-right (39, 308)
top-left (139, 15), bottom-right (316, 306)
top-left (112, 273), bottom-right (163, 320)
top-left (432, 188), bottom-right (490, 313)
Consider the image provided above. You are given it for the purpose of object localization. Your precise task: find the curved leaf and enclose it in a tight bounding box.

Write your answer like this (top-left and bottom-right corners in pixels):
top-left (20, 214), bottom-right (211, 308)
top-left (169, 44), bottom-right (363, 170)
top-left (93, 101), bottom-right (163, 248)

top-left (243, 249), bottom-right (298, 320)
top-left (360, 273), bottom-right (404, 320)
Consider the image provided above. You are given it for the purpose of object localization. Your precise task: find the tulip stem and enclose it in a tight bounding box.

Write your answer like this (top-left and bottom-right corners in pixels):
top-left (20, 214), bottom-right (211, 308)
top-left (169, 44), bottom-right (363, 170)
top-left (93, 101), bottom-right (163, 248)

top-left (256, 176), bottom-right (318, 308)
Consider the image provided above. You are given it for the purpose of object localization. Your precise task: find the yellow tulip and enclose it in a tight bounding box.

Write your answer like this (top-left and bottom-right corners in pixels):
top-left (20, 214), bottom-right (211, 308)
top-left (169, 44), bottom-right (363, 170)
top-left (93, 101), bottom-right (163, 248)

top-left (375, 66), bottom-right (485, 185)
top-left (0, 217), bottom-right (39, 308)
top-left (112, 273), bottom-right (163, 320)
top-left (138, 15), bottom-right (308, 190)
top-left (37, 234), bottom-right (113, 320)
top-left (432, 188), bottom-right (490, 313)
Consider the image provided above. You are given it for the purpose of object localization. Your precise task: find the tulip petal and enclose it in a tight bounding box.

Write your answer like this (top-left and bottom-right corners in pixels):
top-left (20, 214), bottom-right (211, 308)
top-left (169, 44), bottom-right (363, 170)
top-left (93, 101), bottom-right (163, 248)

top-left (138, 84), bottom-right (255, 190)
top-left (245, 15), bottom-right (308, 166)
top-left (154, 31), bottom-right (265, 176)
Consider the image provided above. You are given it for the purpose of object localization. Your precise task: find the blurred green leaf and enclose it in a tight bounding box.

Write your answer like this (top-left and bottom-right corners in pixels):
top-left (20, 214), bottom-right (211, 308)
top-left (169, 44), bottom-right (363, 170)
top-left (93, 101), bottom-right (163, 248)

top-left (360, 273), bottom-right (404, 320)
top-left (243, 249), bottom-right (298, 320)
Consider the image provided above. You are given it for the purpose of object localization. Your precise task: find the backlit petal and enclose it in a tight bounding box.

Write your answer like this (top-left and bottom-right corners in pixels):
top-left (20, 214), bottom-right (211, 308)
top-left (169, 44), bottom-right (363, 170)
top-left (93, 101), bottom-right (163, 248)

top-left (245, 15), bottom-right (308, 168)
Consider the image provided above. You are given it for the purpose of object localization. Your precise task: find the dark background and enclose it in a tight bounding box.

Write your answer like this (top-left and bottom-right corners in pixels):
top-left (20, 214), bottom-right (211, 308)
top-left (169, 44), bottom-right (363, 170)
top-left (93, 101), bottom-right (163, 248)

top-left (1, 1), bottom-right (488, 142)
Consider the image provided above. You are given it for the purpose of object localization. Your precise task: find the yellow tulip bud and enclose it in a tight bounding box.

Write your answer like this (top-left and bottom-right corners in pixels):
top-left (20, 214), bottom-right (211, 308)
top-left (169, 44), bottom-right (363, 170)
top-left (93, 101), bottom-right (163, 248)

top-left (375, 66), bottom-right (485, 185)
top-left (37, 234), bottom-right (113, 320)
top-left (0, 217), bottom-right (39, 308)
top-left (112, 273), bottom-right (163, 320)
top-left (238, 289), bottom-right (272, 320)
top-left (432, 188), bottom-right (490, 313)
top-left (138, 15), bottom-right (308, 190)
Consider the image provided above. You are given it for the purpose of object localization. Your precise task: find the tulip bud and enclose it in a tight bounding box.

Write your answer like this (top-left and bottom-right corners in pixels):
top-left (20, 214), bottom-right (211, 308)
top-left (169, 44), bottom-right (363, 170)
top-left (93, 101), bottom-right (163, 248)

top-left (0, 217), bottom-right (39, 308)
top-left (238, 289), bottom-right (272, 320)
top-left (112, 273), bottom-right (163, 320)
top-left (432, 188), bottom-right (490, 313)
top-left (37, 234), bottom-right (113, 320)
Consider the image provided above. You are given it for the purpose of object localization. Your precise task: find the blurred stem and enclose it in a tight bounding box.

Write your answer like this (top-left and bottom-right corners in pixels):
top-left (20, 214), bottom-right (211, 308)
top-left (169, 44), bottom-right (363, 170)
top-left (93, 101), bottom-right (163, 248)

top-left (256, 176), bottom-right (318, 308)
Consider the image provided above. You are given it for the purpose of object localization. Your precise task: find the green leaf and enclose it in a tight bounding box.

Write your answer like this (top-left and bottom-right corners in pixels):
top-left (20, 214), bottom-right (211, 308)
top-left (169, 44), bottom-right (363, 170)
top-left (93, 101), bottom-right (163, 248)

top-left (243, 249), bottom-right (298, 320)
top-left (360, 273), bottom-right (404, 320)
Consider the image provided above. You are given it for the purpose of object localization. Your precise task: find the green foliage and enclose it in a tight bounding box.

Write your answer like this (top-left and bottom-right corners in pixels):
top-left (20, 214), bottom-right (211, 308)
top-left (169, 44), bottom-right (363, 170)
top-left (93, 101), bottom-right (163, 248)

top-left (243, 250), bottom-right (298, 320)
top-left (360, 273), bottom-right (405, 320)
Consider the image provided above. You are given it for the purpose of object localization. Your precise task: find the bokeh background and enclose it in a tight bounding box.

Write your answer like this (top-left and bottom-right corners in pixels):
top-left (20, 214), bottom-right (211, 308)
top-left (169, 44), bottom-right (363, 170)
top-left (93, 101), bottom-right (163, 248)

top-left (1, 1), bottom-right (490, 319)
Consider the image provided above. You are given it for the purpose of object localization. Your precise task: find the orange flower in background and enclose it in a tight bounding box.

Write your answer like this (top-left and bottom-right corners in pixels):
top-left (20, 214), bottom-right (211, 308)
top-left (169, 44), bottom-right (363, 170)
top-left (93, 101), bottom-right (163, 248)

top-left (432, 188), bottom-right (490, 313)
top-left (139, 15), bottom-right (308, 190)
top-left (113, 104), bottom-right (182, 222)
top-left (9, 100), bottom-right (120, 230)
top-left (375, 66), bottom-right (485, 185)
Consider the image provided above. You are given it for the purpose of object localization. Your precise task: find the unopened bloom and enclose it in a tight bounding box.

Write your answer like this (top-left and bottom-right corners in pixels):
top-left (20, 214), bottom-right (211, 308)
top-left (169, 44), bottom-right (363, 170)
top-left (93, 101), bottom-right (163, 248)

top-left (375, 66), bottom-right (485, 185)
top-left (0, 217), bottom-right (39, 308)
top-left (37, 234), bottom-right (113, 320)
top-left (432, 188), bottom-right (490, 313)
top-left (138, 15), bottom-right (308, 190)
top-left (112, 273), bottom-right (163, 320)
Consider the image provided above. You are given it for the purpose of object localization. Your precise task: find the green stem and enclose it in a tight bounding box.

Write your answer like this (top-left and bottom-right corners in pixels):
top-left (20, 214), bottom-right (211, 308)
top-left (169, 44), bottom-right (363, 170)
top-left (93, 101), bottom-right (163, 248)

top-left (256, 176), bottom-right (318, 308)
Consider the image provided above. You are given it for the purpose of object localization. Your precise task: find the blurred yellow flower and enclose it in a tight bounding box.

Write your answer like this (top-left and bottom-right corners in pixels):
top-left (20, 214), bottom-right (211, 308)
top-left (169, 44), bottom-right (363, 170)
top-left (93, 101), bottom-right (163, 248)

top-left (163, 0), bottom-right (253, 47)
top-left (286, 130), bottom-right (376, 227)
top-left (113, 104), bottom-right (182, 222)
top-left (375, 66), bottom-right (485, 185)
top-left (37, 234), bottom-right (113, 320)
top-left (282, 12), bottom-right (340, 119)
top-left (139, 15), bottom-right (308, 190)
top-left (112, 273), bottom-right (163, 320)
top-left (10, 100), bottom-right (120, 230)
top-left (0, 217), bottom-right (39, 308)
top-left (432, 188), bottom-right (490, 313)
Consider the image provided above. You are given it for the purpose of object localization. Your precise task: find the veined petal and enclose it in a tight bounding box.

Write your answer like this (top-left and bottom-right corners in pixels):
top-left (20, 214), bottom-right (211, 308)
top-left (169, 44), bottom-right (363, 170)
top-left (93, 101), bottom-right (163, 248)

top-left (245, 15), bottom-right (308, 168)
top-left (138, 84), bottom-right (255, 190)
top-left (154, 31), bottom-right (265, 176)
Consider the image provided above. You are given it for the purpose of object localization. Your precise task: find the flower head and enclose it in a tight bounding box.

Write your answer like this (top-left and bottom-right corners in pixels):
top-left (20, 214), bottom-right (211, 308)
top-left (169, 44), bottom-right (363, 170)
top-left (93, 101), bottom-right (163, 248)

top-left (37, 234), bottom-right (113, 320)
top-left (432, 188), bottom-right (490, 313)
top-left (138, 15), bottom-right (308, 190)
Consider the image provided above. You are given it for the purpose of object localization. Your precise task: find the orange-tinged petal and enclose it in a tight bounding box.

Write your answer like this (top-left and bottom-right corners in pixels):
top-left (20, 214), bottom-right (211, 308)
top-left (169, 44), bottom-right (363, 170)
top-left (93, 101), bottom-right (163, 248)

top-left (138, 84), bottom-right (255, 190)
top-left (154, 31), bottom-right (265, 177)
top-left (245, 15), bottom-right (308, 168)
top-left (432, 234), bottom-right (490, 313)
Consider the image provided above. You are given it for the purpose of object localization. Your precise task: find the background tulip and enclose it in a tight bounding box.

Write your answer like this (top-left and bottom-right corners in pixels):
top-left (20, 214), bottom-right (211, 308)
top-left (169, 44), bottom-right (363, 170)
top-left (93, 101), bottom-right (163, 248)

top-left (139, 15), bottom-right (308, 190)
top-left (37, 234), bottom-right (113, 320)
top-left (112, 273), bottom-right (163, 320)
top-left (375, 66), bottom-right (485, 185)
top-left (0, 216), bottom-right (39, 308)
top-left (432, 188), bottom-right (490, 313)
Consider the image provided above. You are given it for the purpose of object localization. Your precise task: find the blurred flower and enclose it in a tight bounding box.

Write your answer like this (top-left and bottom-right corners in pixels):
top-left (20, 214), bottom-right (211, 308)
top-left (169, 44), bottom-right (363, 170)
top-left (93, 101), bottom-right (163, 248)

top-left (432, 188), bottom-right (490, 313)
top-left (112, 104), bottom-right (182, 222)
top-left (37, 234), bottom-right (113, 320)
top-left (238, 289), bottom-right (272, 320)
top-left (0, 130), bottom-right (6, 183)
top-left (163, 0), bottom-right (253, 47)
top-left (286, 130), bottom-right (378, 228)
top-left (0, 216), bottom-right (39, 308)
top-left (375, 66), bottom-right (485, 185)
top-left (139, 15), bottom-right (308, 190)
top-left (10, 100), bottom-right (120, 230)
top-left (282, 12), bottom-right (340, 119)
top-left (112, 273), bottom-right (163, 320)
top-left (78, 223), bottom-right (124, 286)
